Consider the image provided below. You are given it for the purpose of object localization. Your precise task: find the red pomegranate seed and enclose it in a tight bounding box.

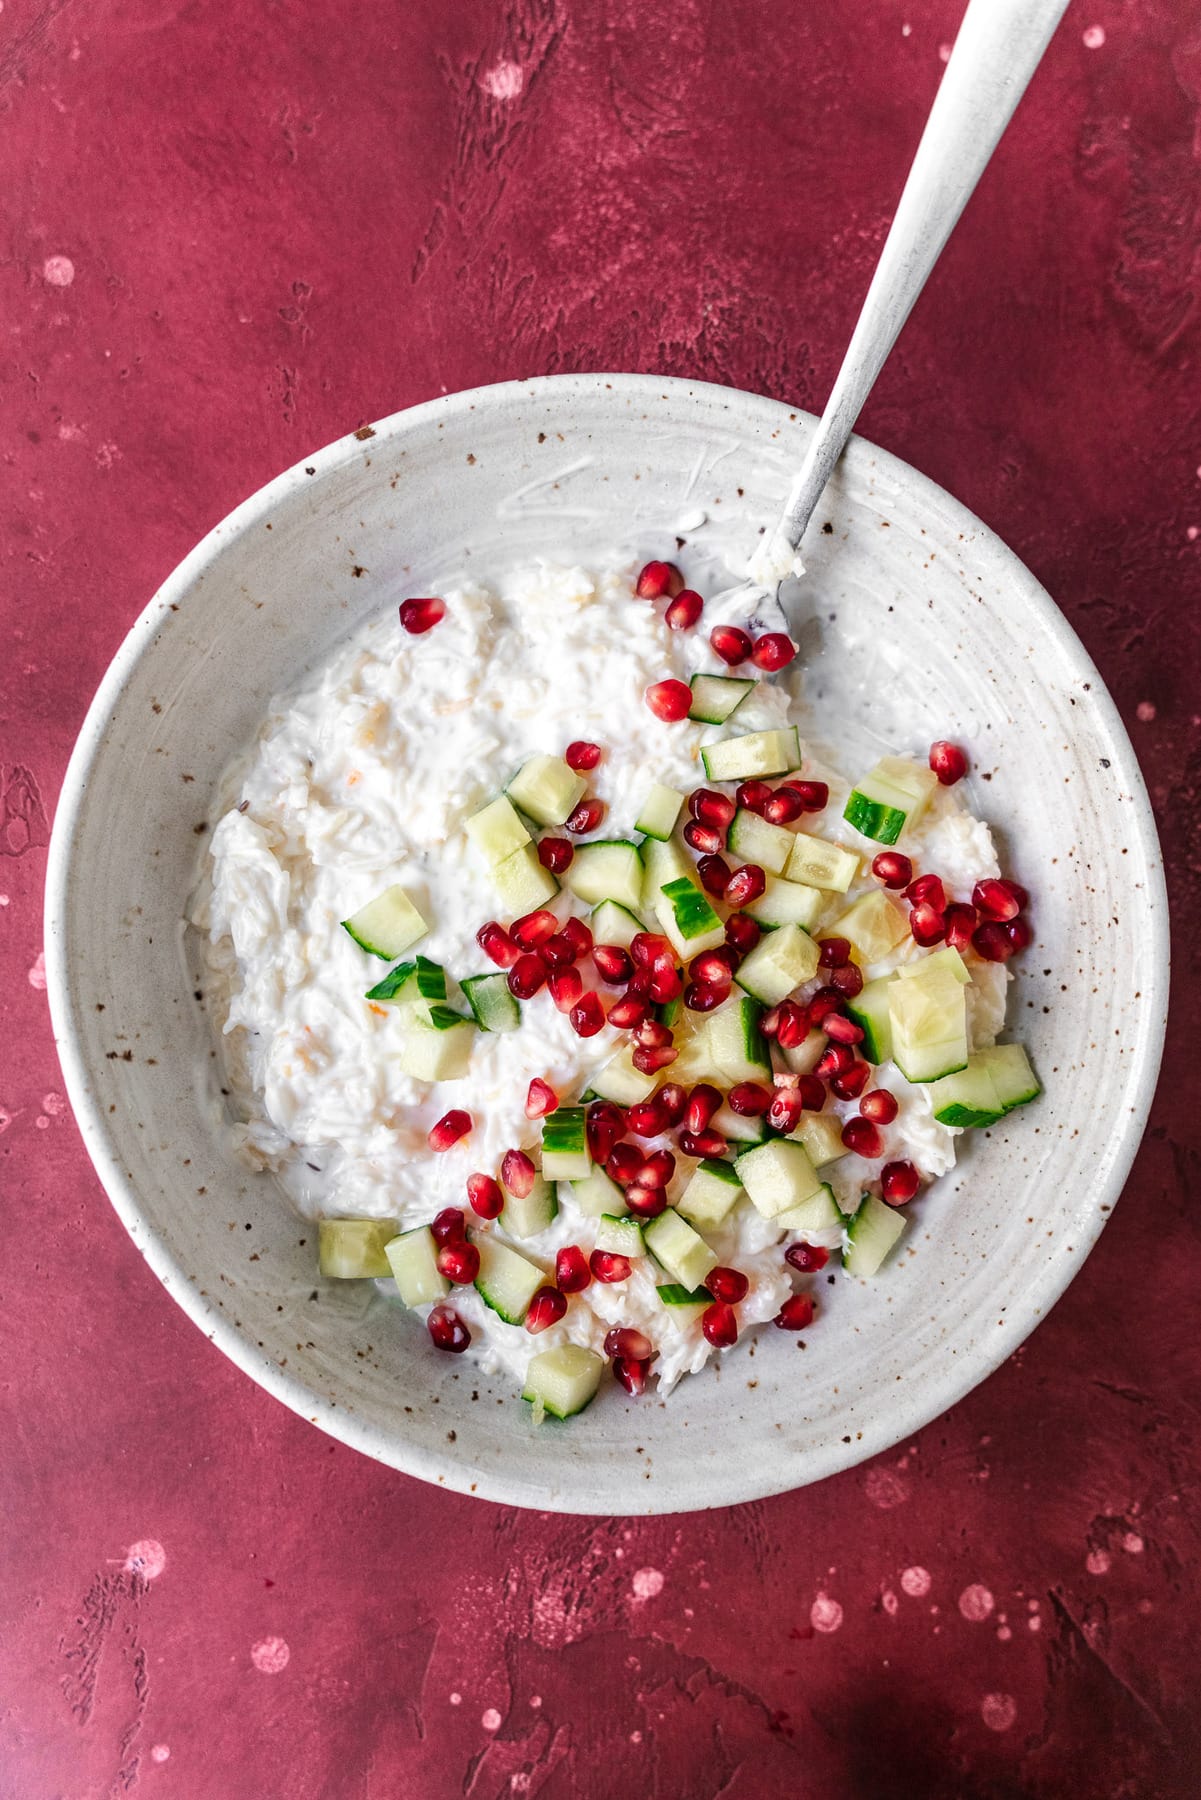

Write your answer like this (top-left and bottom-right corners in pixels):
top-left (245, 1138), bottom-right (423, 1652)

top-left (929, 740), bottom-right (967, 785)
top-left (785, 1242), bottom-right (829, 1273)
top-left (842, 1115), bottom-right (883, 1157)
top-left (635, 1149), bottom-right (676, 1189)
top-left (792, 781), bottom-right (829, 812)
top-left (649, 957), bottom-right (683, 1003)
top-left (634, 1017), bottom-right (673, 1049)
top-left (607, 994), bottom-right (648, 1028)
top-left (645, 679), bottom-right (692, 722)
top-left (624, 1183), bottom-right (668, 1218)
top-left (881, 1159), bottom-right (921, 1204)
top-left (593, 943), bottom-right (634, 984)
top-left (691, 947), bottom-right (737, 987)
top-left (973, 920), bottom-right (1016, 962)
top-left (686, 1084), bottom-right (722, 1134)
top-left (512, 908), bottom-right (559, 948)
top-left (565, 797), bottom-right (606, 836)
top-left (542, 932), bottom-right (577, 970)
top-left (625, 1102), bottom-right (666, 1140)
top-left (787, 1073), bottom-right (820, 1112)
top-left (1000, 878), bottom-right (1030, 911)
top-left (427, 1305), bottom-right (470, 1352)
top-left (725, 863), bottom-right (766, 907)
top-left (508, 952), bottom-right (547, 999)
top-left (725, 912), bottom-right (762, 954)
top-left (548, 967), bottom-right (584, 1013)
top-left (751, 632), bottom-right (797, 672)
top-left (774, 1294), bottom-right (814, 1331)
top-left (860, 1088), bottom-right (899, 1125)
top-left (477, 920), bottom-right (518, 969)
top-left (590, 1249), bottom-right (632, 1284)
top-left (830, 1061), bottom-right (871, 1101)
top-left (525, 1285), bottom-right (567, 1333)
top-left (466, 1173), bottom-right (503, 1220)
top-left (565, 739), bottom-right (602, 772)
top-left (525, 1078), bottom-right (559, 1120)
top-left (764, 786), bottom-right (806, 825)
top-left (736, 780), bottom-right (773, 814)
top-left (613, 1356), bottom-right (650, 1396)
top-left (973, 878), bottom-right (1021, 922)
top-left (778, 999), bottom-right (811, 1048)
top-left (604, 1325), bottom-right (654, 1362)
top-left (400, 596), bottom-right (446, 634)
top-left (635, 560), bottom-right (684, 599)
top-left (657, 1083), bottom-right (687, 1126)
top-left (559, 916), bottom-right (593, 960)
top-left (428, 1109), bottom-right (472, 1151)
top-left (633, 1044), bottom-right (677, 1074)
top-left (586, 1102), bottom-right (625, 1164)
top-left (816, 1042), bottom-right (854, 1078)
top-left (831, 961), bottom-right (864, 998)
top-left (768, 1088), bottom-right (804, 1133)
top-left (1007, 916), bottom-right (1033, 953)
top-left (501, 1149), bottom-right (537, 1198)
top-left (943, 902), bottom-right (978, 950)
top-left (710, 624), bottom-right (753, 666)
top-left (537, 836), bottom-right (574, 873)
top-left (684, 982), bottom-right (724, 1012)
top-left (707, 1266), bottom-right (749, 1303)
top-left (808, 987), bottom-right (845, 1025)
top-left (910, 902), bottom-right (947, 947)
top-left (819, 936), bottom-right (851, 968)
top-left (905, 873), bottom-right (946, 912)
top-left (684, 820), bottom-right (725, 856)
top-left (631, 932), bottom-right (671, 968)
top-left (556, 1245), bottom-right (592, 1293)
top-left (698, 853), bottom-right (733, 897)
top-left (678, 1129), bottom-right (728, 1159)
top-left (872, 851), bottom-right (913, 888)
top-left (431, 1207), bottom-right (467, 1247)
top-left (437, 1239), bottom-right (481, 1285)
top-left (689, 787), bottom-right (737, 831)
top-left (728, 1081), bottom-right (772, 1116)
top-left (702, 1301), bottom-right (739, 1347)
top-left (823, 1013), bottom-right (864, 1046)
top-left (665, 588), bottom-right (704, 630)
top-left (607, 1144), bottom-right (645, 1184)
top-left (570, 992), bottom-right (606, 1036)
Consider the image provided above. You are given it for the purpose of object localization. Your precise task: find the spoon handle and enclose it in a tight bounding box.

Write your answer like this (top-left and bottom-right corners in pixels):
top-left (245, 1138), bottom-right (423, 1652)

top-left (774, 0), bottom-right (1070, 556)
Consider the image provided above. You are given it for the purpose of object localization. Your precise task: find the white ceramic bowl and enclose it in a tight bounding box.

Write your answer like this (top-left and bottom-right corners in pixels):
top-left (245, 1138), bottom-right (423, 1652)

top-left (46, 375), bottom-right (1168, 1513)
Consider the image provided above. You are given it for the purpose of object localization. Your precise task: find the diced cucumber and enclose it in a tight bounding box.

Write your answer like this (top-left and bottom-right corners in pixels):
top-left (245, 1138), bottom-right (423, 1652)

top-left (490, 842), bottom-right (560, 913)
top-left (384, 1225), bottom-right (448, 1305)
top-left (847, 976), bottom-right (896, 1064)
top-left (711, 1101), bottom-right (769, 1146)
top-left (706, 996), bottom-right (771, 1084)
top-left (590, 1045), bottom-right (659, 1107)
top-left (844, 1191), bottom-right (906, 1276)
top-left (342, 885), bottom-right (428, 960)
top-left (500, 1162), bottom-right (558, 1238)
top-left (590, 899), bottom-right (645, 948)
top-left (567, 840), bottom-right (644, 911)
top-left (657, 996), bottom-right (682, 1028)
top-left (727, 809), bottom-right (795, 875)
top-left (460, 971), bottom-right (521, 1033)
top-left (643, 1209), bottom-right (718, 1289)
top-left (318, 1217), bottom-right (397, 1278)
top-left (896, 946), bottom-right (971, 984)
top-left (927, 1055), bottom-right (1004, 1127)
top-left (980, 1042), bottom-right (1041, 1113)
top-left (786, 834), bottom-right (859, 892)
top-left (635, 782), bottom-right (685, 841)
top-left (742, 874), bottom-right (823, 931)
top-left (736, 1138), bottom-right (823, 1219)
top-left (656, 1284), bottom-right (713, 1328)
top-left (523, 1344), bottom-right (604, 1419)
top-left (655, 877), bottom-right (727, 958)
top-left (465, 795), bottom-right (530, 865)
top-left (844, 757), bottom-right (937, 845)
top-left (595, 1213), bottom-right (645, 1257)
top-left (792, 1113), bottom-right (847, 1169)
top-left (701, 726), bottom-right (801, 783)
top-left (889, 966), bottom-right (968, 1083)
top-left (778, 1028), bottom-right (828, 1075)
top-left (366, 954), bottom-right (447, 1008)
top-left (395, 1009), bottom-right (476, 1081)
top-left (506, 754), bottom-right (587, 827)
top-left (676, 1158), bottom-right (745, 1230)
top-left (640, 832), bottom-right (692, 908)
top-left (734, 922), bottom-right (820, 1005)
top-left (569, 1163), bottom-right (628, 1219)
top-left (775, 1182), bottom-right (843, 1233)
top-left (474, 1235), bottom-right (546, 1324)
top-left (540, 1107), bottom-right (591, 1181)
top-left (688, 672), bottom-right (755, 724)
top-left (833, 890), bottom-right (909, 965)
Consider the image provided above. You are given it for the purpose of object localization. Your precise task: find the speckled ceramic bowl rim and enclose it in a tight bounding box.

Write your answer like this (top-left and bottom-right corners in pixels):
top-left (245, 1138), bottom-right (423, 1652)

top-left (45, 373), bottom-right (1169, 1508)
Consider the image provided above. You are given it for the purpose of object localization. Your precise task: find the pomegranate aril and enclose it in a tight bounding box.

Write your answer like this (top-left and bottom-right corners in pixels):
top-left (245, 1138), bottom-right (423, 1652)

top-left (635, 559), bottom-right (684, 600)
top-left (645, 679), bottom-right (692, 722)
top-left (428, 1109), bottom-right (472, 1152)
top-left (679, 1128), bottom-right (728, 1159)
top-left (830, 1061), bottom-right (871, 1101)
top-left (768, 1088), bottom-right (804, 1133)
top-left (751, 632), bottom-right (797, 672)
top-left (736, 780), bottom-right (773, 815)
top-left (427, 1305), bottom-right (471, 1352)
top-left (593, 943), bottom-right (634, 984)
top-left (570, 992), bottom-right (606, 1037)
top-left (501, 1149), bottom-right (537, 1198)
top-left (684, 820), bottom-right (725, 856)
top-left (525, 1285), bottom-right (567, 1333)
top-left (973, 878), bottom-right (1021, 922)
top-left (559, 916), bottom-right (593, 960)
top-left (689, 787), bottom-right (737, 830)
top-left (525, 1078), bottom-right (559, 1120)
top-left (808, 987), bottom-right (845, 1025)
top-left (542, 932), bottom-right (578, 969)
top-left (860, 1088), bottom-right (899, 1125)
top-left (623, 1183), bottom-right (668, 1218)
top-left (929, 740), bottom-right (967, 786)
top-left (466, 1173), bottom-right (504, 1220)
top-left (512, 907), bottom-right (559, 948)
top-left (556, 1245), bottom-right (592, 1293)
top-left (656, 1083), bottom-right (687, 1126)
top-left (706, 1265), bottom-right (749, 1303)
top-left (635, 1149), bottom-right (676, 1189)
top-left (431, 1206), bottom-right (467, 1247)
top-left (634, 1017), bottom-right (673, 1049)
top-left (437, 1239), bottom-right (480, 1285)
top-left (785, 1242), bottom-right (829, 1274)
top-left (725, 911), bottom-right (762, 954)
top-left (607, 1144), bottom-right (645, 1184)
top-left (633, 1044), bottom-right (677, 1074)
top-left (548, 967), bottom-right (584, 1013)
top-left (823, 1013), bottom-right (864, 1046)
top-left (613, 1356), bottom-right (650, 1396)
top-left (604, 1325), bottom-right (654, 1362)
top-left (631, 932), bottom-right (671, 968)
top-left (710, 624), bottom-right (753, 666)
top-left (624, 1103), bottom-right (665, 1140)
top-left (702, 1301), bottom-right (739, 1347)
top-left (796, 1073), bottom-right (826, 1112)
top-left (649, 957), bottom-right (683, 1003)
top-left (910, 902), bottom-right (947, 947)
top-left (698, 853), bottom-right (733, 897)
top-left (690, 947), bottom-right (737, 987)
top-left (819, 936), bottom-right (851, 968)
top-left (943, 902), bottom-right (977, 950)
top-left (764, 786), bottom-right (805, 825)
top-left (586, 1102), bottom-right (625, 1164)
top-left (725, 863), bottom-right (766, 907)
top-left (775, 999), bottom-right (810, 1048)
top-left (537, 836), bottom-right (574, 873)
top-left (774, 1294), bottom-right (815, 1332)
top-left (1007, 916), bottom-right (1033, 953)
top-left (727, 1081), bottom-right (772, 1116)
top-left (684, 981), bottom-right (724, 1012)
top-left (872, 850), bottom-right (913, 889)
top-left (607, 994), bottom-right (648, 1029)
top-left (477, 920), bottom-right (518, 969)
top-left (508, 952), bottom-right (547, 999)
top-left (400, 596), bottom-right (446, 634)
top-left (665, 588), bottom-right (704, 630)
top-left (905, 873), bottom-right (946, 912)
top-left (831, 961), bottom-right (864, 998)
top-left (972, 920), bottom-right (1016, 962)
top-left (842, 1115), bottom-right (883, 1158)
top-left (686, 1083), bottom-right (722, 1134)
top-left (565, 739), bottom-right (602, 772)
top-left (881, 1159), bottom-right (921, 1205)
top-left (1000, 878), bottom-right (1030, 911)
top-left (590, 1249), bottom-right (632, 1284)
top-left (816, 1042), bottom-right (854, 1078)
top-left (565, 797), bottom-right (606, 836)
top-left (792, 781), bottom-right (829, 812)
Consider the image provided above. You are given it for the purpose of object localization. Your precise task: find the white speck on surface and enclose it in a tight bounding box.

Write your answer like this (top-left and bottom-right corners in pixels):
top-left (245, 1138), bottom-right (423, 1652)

top-left (1028, 1613), bottom-right (1042, 1631)
top-left (996, 1624), bottom-right (1012, 1641)
top-left (449, 1692), bottom-right (462, 1706)
top-left (481, 1707), bottom-right (502, 1732)
top-left (902, 21), bottom-right (911, 35)
top-left (810, 1592), bottom-right (843, 1634)
top-left (632, 1567), bottom-right (664, 1602)
top-left (981, 1693), bottom-right (1017, 1733)
top-left (1136, 701), bottom-right (1156, 721)
top-left (938, 41), bottom-right (951, 61)
top-left (1187, 526), bottom-right (1198, 541)
top-left (150, 1744), bottom-right (170, 1764)
top-left (528, 1694), bottom-right (541, 1708)
top-left (629, 1730), bottom-right (642, 1745)
top-left (865, 1466), bottom-right (909, 1509)
top-left (250, 1636), bottom-right (290, 1674)
top-left (480, 60), bottom-right (523, 100)
top-left (42, 1092), bottom-right (67, 1115)
top-left (1087, 1548), bottom-right (1111, 1575)
top-left (35, 1115), bottom-right (48, 1130)
top-left (1122, 1531), bottom-right (1145, 1554)
top-left (901, 1566), bottom-right (932, 1598)
top-left (27, 950), bottom-right (46, 989)
top-left (958, 1583), bottom-right (995, 1622)
top-left (882, 1589), bottom-right (899, 1616)
top-left (1082, 24), bottom-right (1106, 48)
top-left (42, 254), bottom-right (75, 287)
top-left (0, 894), bottom-right (9, 905)
top-left (124, 1539), bottom-right (166, 1580)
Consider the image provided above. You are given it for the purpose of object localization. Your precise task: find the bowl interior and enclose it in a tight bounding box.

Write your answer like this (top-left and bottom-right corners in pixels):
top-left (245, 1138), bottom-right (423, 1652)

top-left (46, 376), bottom-right (1167, 1512)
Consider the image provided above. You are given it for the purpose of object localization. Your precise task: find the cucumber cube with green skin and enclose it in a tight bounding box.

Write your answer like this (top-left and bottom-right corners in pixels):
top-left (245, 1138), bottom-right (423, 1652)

top-left (641, 832), bottom-right (693, 908)
top-left (569, 1164), bottom-right (628, 1219)
top-left (927, 1056), bottom-right (1004, 1127)
top-left (590, 899), bottom-right (645, 948)
top-left (833, 890), bottom-right (910, 965)
top-left (460, 972), bottom-right (521, 1033)
top-left (655, 877), bottom-right (727, 958)
top-left (635, 782), bottom-right (686, 841)
top-left (706, 996), bottom-right (771, 1084)
top-left (786, 834), bottom-right (860, 892)
top-left (595, 1213), bottom-right (645, 1257)
top-left (476, 1236), bottom-right (547, 1325)
top-left (676, 1158), bottom-right (745, 1231)
top-left (711, 1101), bottom-right (768, 1146)
top-left (980, 1042), bottom-right (1041, 1112)
top-left (726, 809), bottom-right (795, 876)
top-left (319, 1217), bottom-right (398, 1278)
top-left (567, 840), bottom-right (644, 911)
top-left (700, 726), bottom-right (801, 783)
top-left (500, 1163), bottom-right (558, 1238)
top-left (465, 794), bottom-right (531, 865)
top-left (395, 1011), bottom-right (476, 1081)
top-left (736, 1138), bottom-right (823, 1219)
top-left (896, 946), bottom-right (971, 984)
top-left (506, 754), bottom-right (587, 827)
top-left (775, 1183), bottom-right (843, 1234)
top-left (791, 1112), bottom-right (847, 1169)
top-left (656, 1284), bottom-right (713, 1328)
top-left (342, 885), bottom-right (428, 960)
top-left (844, 1192), bottom-right (906, 1276)
top-left (742, 874), bottom-right (824, 931)
top-left (643, 1209), bottom-right (718, 1289)
top-left (734, 922), bottom-right (820, 1005)
top-left (847, 976), bottom-right (896, 1064)
top-left (366, 954), bottom-right (447, 1007)
top-left (778, 1027), bottom-right (828, 1076)
top-left (844, 757), bottom-right (938, 845)
top-left (590, 1045), bottom-right (659, 1107)
top-left (490, 842), bottom-right (560, 913)
top-left (523, 1344), bottom-right (604, 1419)
top-left (688, 673), bottom-right (755, 725)
top-left (540, 1107), bottom-right (591, 1181)
top-left (889, 967), bottom-right (968, 1083)
top-left (385, 1226), bottom-right (448, 1305)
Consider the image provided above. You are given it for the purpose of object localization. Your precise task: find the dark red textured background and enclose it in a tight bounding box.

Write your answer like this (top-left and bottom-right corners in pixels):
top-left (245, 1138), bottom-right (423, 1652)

top-left (2, 1), bottom-right (1198, 1794)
